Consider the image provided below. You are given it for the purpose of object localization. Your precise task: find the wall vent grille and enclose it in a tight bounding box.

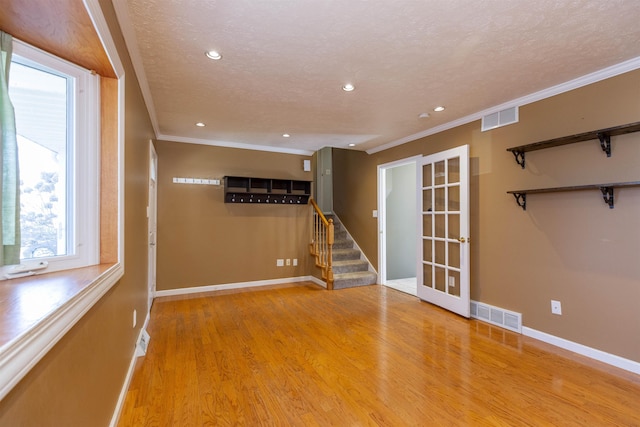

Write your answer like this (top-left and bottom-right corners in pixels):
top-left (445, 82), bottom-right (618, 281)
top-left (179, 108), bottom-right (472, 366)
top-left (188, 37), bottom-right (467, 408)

top-left (471, 300), bottom-right (522, 333)
top-left (481, 106), bottom-right (519, 131)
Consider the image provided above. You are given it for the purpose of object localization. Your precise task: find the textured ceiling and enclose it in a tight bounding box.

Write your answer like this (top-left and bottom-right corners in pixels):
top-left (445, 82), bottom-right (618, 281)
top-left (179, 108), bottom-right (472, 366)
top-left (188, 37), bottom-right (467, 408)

top-left (114, 0), bottom-right (640, 155)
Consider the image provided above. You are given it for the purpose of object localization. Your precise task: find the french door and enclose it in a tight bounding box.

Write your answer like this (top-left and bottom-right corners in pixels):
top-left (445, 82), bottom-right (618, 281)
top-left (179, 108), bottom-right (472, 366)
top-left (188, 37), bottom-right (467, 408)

top-left (417, 145), bottom-right (470, 317)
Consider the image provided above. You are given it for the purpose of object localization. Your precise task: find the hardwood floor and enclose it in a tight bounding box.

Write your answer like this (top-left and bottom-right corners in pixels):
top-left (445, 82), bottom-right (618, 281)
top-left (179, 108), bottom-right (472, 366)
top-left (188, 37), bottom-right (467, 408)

top-left (118, 282), bottom-right (640, 426)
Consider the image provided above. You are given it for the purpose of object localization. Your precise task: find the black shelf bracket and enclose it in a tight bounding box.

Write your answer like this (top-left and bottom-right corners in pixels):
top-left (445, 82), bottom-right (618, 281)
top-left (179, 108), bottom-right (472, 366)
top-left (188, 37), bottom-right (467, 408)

top-left (511, 150), bottom-right (526, 169)
top-left (512, 192), bottom-right (527, 211)
top-left (600, 186), bottom-right (614, 209)
top-left (597, 132), bottom-right (611, 157)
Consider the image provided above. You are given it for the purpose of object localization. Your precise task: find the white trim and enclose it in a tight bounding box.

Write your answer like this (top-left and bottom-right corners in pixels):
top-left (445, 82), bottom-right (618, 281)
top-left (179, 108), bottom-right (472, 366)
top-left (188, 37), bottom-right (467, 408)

top-left (367, 56), bottom-right (640, 154)
top-left (109, 312), bottom-right (150, 427)
top-left (109, 0), bottom-right (159, 135)
top-left (522, 327), bottom-right (640, 376)
top-left (154, 276), bottom-right (324, 298)
top-left (157, 134), bottom-right (314, 156)
top-left (308, 276), bottom-right (326, 288)
top-left (82, 0), bottom-right (124, 77)
top-left (0, 263), bottom-right (124, 401)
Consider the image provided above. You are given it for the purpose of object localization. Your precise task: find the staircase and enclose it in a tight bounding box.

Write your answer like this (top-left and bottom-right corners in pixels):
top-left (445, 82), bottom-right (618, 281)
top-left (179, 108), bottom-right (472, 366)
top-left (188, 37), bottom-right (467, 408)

top-left (328, 216), bottom-right (378, 290)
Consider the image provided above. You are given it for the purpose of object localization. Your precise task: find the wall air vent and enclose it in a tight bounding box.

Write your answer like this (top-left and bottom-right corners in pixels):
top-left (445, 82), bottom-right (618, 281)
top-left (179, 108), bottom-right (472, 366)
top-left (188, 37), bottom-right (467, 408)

top-left (481, 106), bottom-right (519, 132)
top-left (470, 300), bottom-right (522, 333)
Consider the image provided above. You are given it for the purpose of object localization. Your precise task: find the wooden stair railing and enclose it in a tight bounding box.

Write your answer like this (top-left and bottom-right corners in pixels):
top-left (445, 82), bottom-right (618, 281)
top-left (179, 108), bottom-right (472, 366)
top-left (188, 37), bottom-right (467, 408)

top-left (309, 198), bottom-right (334, 290)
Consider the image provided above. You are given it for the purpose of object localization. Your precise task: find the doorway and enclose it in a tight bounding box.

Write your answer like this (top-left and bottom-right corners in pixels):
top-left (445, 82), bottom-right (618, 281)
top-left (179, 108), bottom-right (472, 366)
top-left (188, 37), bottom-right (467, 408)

top-left (378, 156), bottom-right (420, 295)
top-left (147, 141), bottom-right (158, 313)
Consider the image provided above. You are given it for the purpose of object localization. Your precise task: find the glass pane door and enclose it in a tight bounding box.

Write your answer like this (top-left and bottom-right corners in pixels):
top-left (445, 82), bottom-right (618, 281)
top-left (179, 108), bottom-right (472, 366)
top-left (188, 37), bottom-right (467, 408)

top-left (417, 145), bottom-right (470, 317)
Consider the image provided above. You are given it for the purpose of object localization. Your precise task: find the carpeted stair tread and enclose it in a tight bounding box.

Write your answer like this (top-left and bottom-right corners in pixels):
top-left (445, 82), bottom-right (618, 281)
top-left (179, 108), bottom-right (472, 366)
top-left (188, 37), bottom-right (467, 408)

top-left (332, 238), bottom-right (354, 249)
top-left (332, 248), bottom-right (361, 261)
top-left (332, 259), bottom-right (369, 274)
top-left (333, 271), bottom-right (378, 289)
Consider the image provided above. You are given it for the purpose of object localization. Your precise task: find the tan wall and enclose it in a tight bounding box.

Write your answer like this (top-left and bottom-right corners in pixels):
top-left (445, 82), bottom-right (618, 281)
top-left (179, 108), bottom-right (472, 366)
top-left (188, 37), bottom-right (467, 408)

top-left (156, 141), bottom-right (314, 290)
top-left (334, 69), bottom-right (640, 363)
top-left (0, 1), bottom-right (154, 424)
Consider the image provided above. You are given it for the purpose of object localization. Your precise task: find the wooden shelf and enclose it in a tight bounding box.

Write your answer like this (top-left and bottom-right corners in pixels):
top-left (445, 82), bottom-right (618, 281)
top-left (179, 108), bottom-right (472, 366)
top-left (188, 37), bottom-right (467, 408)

top-left (224, 176), bottom-right (311, 204)
top-left (507, 181), bottom-right (640, 210)
top-left (506, 121), bottom-right (640, 168)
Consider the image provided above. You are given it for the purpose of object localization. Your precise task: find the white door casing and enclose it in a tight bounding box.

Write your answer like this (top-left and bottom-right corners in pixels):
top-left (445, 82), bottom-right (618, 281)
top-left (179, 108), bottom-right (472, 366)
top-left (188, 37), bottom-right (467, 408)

top-left (417, 145), bottom-right (470, 317)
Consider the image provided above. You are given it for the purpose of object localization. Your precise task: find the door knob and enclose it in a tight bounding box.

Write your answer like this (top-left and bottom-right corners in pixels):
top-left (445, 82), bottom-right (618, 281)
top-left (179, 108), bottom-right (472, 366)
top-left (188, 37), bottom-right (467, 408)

top-left (458, 237), bottom-right (466, 243)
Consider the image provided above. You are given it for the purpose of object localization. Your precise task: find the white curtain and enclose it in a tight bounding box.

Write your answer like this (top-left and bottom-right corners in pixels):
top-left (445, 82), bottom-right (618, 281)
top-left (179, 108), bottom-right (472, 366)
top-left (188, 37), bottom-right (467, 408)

top-left (0, 31), bottom-right (20, 265)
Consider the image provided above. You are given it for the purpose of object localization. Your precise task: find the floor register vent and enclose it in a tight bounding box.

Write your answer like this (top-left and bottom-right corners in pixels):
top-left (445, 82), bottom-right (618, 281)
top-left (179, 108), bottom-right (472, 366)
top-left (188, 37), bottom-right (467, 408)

top-left (471, 300), bottom-right (522, 333)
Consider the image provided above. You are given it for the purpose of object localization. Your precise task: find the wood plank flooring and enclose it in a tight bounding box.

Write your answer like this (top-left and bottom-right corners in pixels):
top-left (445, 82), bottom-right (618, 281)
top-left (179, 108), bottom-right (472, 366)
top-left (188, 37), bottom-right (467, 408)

top-left (117, 282), bottom-right (640, 426)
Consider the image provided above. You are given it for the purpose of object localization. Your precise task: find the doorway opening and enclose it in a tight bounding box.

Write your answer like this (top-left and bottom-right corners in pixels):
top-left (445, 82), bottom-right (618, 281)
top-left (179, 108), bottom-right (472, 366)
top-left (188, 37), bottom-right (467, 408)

top-left (377, 156), bottom-right (420, 296)
top-left (147, 141), bottom-right (158, 314)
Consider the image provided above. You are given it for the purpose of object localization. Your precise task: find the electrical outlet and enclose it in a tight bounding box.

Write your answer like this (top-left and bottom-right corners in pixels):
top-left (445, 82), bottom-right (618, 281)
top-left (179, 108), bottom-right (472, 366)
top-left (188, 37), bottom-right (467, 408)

top-left (293, 258), bottom-right (298, 266)
top-left (286, 259), bottom-right (291, 266)
top-left (551, 300), bottom-right (562, 315)
top-left (276, 259), bottom-right (284, 267)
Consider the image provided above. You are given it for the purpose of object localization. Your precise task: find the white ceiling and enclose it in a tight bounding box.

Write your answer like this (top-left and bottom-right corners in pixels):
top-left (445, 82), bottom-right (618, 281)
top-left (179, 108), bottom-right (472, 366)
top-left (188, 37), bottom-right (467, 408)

top-left (114, 0), bottom-right (640, 155)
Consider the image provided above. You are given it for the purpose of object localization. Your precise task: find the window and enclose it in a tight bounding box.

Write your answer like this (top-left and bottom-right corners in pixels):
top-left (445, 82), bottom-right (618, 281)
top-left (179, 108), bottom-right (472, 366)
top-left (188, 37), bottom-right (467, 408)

top-left (2, 40), bottom-right (99, 276)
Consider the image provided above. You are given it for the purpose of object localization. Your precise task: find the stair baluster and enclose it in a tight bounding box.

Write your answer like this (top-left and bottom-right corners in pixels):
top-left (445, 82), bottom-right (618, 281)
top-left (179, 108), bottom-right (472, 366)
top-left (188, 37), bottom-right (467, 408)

top-left (309, 199), bottom-right (334, 290)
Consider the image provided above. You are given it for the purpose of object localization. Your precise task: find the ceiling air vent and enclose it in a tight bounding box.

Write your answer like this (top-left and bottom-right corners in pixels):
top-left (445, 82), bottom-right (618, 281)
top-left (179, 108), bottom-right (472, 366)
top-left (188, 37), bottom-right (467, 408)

top-left (481, 106), bottom-right (519, 132)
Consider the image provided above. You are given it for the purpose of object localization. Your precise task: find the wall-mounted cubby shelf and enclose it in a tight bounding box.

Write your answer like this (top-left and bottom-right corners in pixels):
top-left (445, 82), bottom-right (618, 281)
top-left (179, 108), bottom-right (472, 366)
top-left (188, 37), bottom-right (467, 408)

top-left (224, 176), bottom-right (311, 204)
top-left (506, 121), bottom-right (640, 169)
top-left (507, 181), bottom-right (640, 211)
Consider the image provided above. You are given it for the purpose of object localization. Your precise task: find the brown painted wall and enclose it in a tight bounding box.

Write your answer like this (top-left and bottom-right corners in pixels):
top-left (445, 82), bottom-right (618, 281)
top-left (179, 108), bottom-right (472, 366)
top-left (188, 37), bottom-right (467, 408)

top-left (334, 69), bottom-right (640, 362)
top-left (156, 141), bottom-right (314, 290)
top-left (0, 1), bottom-right (153, 425)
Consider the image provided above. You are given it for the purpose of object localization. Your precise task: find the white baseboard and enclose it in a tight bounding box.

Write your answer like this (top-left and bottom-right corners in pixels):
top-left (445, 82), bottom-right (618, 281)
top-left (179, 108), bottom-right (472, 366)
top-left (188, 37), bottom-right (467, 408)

top-left (110, 312), bottom-right (150, 427)
top-left (154, 275), bottom-right (325, 298)
top-left (522, 327), bottom-right (640, 376)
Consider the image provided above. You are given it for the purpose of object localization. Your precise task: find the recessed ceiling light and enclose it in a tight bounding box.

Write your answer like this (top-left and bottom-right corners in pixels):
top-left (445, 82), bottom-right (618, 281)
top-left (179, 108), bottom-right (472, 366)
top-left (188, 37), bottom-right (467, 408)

top-left (418, 112), bottom-right (430, 118)
top-left (282, 133), bottom-right (290, 138)
top-left (195, 122), bottom-right (205, 127)
top-left (348, 143), bottom-right (356, 147)
top-left (434, 106), bottom-right (445, 112)
top-left (205, 50), bottom-right (222, 60)
top-left (342, 83), bottom-right (355, 92)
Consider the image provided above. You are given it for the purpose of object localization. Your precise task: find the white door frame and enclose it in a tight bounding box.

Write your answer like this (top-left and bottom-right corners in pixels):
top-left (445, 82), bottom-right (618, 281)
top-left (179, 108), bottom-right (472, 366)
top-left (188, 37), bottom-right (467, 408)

top-left (377, 155), bottom-right (422, 285)
top-left (147, 141), bottom-right (158, 313)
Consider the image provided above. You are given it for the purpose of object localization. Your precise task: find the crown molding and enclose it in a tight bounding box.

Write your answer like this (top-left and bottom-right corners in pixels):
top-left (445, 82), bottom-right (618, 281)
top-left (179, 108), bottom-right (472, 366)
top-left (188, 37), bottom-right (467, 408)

top-left (111, 0), bottom-right (161, 137)
top-left (367, 56), bottom-right (640, 154)
top-left (157, 134), bottom-right (314, 156)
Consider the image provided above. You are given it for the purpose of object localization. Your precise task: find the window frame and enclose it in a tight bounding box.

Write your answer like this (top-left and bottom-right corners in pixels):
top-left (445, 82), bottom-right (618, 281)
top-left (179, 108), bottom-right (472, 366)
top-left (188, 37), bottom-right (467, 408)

top-left (3, 39), bottom-right (100, 276)
top-left (0, 0), bottom-right (126, 404)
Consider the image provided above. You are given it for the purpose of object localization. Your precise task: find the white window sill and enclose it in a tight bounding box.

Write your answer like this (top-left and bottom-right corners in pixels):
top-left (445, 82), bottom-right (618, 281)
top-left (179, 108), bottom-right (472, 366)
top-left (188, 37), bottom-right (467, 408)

top-left (0, 263), bottom-right (123, 400)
